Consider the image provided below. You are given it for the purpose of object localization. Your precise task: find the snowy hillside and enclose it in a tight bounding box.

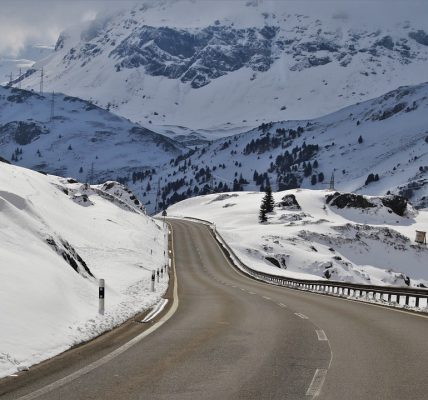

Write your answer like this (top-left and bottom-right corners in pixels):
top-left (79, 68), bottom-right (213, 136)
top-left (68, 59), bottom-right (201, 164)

top-left (0, 162), bottom-right (168, 378)
top-left (136, 82), bottom-right (428, 213)
top-left (167, 189), bottom-right (428, 288)
top-left (0, 86), bottom-right (184, 184)
top-left (17, 0), bottom-right (428, 137)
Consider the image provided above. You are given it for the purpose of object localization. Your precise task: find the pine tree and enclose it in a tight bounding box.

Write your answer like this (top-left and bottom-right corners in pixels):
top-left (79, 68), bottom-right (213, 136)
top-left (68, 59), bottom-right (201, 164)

top-left (259, 202), bottom-right (267, 223)
top-left (264, 186), bottom-right (275, 212)
top-left (358, 135), bottom-right (363, 144)
top-left (259, 186), bottom-right (274, 222)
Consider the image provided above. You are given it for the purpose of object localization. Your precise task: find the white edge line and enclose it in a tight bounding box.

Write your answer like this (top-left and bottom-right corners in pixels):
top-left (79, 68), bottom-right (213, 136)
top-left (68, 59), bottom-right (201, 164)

top-left (141, 299), bottom-right (169, 323)
top-left (17, 223), bottom-right (179, 400)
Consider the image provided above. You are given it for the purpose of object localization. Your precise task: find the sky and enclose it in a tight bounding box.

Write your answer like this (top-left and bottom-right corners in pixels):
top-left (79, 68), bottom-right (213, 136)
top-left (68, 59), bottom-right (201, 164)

top-left (0, 0), bottom-right (427, 58)
top-left (0, 0), bottom-right (137, 57)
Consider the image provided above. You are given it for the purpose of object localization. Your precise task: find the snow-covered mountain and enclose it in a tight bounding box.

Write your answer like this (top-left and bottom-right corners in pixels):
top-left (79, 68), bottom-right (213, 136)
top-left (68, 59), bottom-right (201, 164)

top-left (0, 86), bottom-right (184, 183)
top-left (168, 189), bottom-right (428, 289)
top-left (139, 82), bottom-right (428, 213)
top-left (0, 161), bottom-right (168, 378)
top-left (17, 0), bottom-right (428, 138)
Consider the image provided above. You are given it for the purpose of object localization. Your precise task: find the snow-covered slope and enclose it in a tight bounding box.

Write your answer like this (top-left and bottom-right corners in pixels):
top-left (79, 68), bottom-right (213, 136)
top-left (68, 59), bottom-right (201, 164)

top-left (17, 0), bottom-right (428, 137)
top-left (168, 189), bottom-right (428, 288)
top-left (0, 86), bottom-right (184, 183)
top-left (138, 82), bottom-right (428, 213)
top-left (0, 162), bottom-right (168, 378)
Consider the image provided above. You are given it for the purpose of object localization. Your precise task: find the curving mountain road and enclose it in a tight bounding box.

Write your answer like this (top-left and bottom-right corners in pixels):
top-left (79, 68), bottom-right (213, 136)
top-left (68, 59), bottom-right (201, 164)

top-left (1, 219), bottom-right (428, 399)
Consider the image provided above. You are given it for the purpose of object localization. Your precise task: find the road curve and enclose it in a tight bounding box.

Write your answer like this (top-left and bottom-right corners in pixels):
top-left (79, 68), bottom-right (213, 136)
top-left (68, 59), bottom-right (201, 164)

top-left (2, 219), bottom-right (428, 399)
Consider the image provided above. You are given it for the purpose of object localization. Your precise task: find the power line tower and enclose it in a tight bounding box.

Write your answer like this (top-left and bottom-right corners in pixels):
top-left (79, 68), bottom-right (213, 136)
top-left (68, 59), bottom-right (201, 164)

top-left (329, 171), bottom-right (335, 191)
top-left (50, 91), bottom-right (55, 122)
top-left (86, 162), bottom-right (95, 183)
top-left (40, 68), bottom-right (44, 94)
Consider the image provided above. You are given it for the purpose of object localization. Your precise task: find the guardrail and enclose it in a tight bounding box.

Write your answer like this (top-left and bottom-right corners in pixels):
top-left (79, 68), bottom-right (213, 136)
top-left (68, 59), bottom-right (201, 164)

top-left (179, 216), bottom-right (428, 311)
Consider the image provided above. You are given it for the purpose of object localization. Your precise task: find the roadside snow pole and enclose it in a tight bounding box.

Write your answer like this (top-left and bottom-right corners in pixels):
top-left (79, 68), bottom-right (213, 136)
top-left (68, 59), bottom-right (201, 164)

top-left (161, 267), bottom-right (164, 279)
top-left (151, 271), bottom-right (155, 292)
top-left (99, 279), bottom-right (105, 315)
top-left (157, 268), bottom-right (160, 283)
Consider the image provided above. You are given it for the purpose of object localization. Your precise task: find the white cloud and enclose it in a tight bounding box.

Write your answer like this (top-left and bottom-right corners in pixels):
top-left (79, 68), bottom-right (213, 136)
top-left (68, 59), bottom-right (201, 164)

top-left (0, 0), bottom-right (136, 57)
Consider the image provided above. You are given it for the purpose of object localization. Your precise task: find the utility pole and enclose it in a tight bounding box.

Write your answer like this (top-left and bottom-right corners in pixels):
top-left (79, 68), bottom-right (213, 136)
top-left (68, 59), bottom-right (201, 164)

top-left (50, 91), bottom-right (55, 122)
top-left (7, 72), bottom-right (13, 86)
top-left (155, 178), bottom-right (161, 213)
top-left (86, 162), bottom-right (95, 183)
top-left (329, 171), bottom-right (335, 191)
top-left (209, 174), bottom-right (214, 193)
top-left (40, 68), bottom-right (44, 94)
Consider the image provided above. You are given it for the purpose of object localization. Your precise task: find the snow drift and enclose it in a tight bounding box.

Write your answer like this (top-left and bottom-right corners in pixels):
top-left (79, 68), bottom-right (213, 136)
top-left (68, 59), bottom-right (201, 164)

top-left (0, 162), bottom-right (168, 378)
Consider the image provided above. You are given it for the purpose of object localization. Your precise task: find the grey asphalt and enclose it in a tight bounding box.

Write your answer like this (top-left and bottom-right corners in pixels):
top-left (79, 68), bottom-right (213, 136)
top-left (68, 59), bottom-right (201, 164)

top-left (2, 219), bottom-right (428, 399)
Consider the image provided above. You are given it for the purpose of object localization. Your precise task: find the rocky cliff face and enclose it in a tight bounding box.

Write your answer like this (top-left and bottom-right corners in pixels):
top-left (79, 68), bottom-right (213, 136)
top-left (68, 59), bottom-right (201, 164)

top-left (111, 24), bottom-right (276, 88)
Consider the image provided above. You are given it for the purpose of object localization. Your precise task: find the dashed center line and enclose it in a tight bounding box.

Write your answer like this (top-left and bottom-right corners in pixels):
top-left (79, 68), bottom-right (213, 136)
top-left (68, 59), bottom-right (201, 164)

top-left (306, 369), bottom-right (328, 397)
top-left (262, 296), bottom-right (271, 300)
top-left (278, 303), bottom-right (287, 308)
top-left (316, 330), bottom-right (328, 341)
top-left (248, 291), bottom-right (256, 295)
top-left (295, 313), bottom-right (309, 319)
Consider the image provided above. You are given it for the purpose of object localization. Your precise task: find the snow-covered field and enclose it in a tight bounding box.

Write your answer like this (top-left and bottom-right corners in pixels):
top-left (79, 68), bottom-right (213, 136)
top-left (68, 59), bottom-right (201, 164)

top-left (168, 189), bottom-right (428, 288)
top-left (0, 162), bottom-right (168, 378)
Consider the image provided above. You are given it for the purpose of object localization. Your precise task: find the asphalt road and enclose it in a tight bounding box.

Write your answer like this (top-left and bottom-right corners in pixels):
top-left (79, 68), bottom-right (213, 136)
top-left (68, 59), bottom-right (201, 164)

top-left (2, 219), bottom-right (428, 399)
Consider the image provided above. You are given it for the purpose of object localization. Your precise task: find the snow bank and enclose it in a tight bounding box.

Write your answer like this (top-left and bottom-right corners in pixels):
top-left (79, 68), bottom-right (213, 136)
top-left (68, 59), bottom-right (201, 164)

top-left (0, 163), bottom-right (168, 378)
top-left (168, 189), bottom-right (428, 287)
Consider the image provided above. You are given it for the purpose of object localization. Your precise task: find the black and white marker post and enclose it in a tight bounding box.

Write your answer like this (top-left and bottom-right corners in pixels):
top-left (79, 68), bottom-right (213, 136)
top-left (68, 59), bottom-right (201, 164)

top-left (157, 268), bottom-right (160, 283)
top-left (151, 270), bottom-right (155, 292)
top-left (99, 279), bottom-right (105, 315)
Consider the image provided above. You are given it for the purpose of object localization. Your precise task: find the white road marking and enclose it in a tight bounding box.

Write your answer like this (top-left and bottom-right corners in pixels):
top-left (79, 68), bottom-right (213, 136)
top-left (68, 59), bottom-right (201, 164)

top-left (248, 291), bottom-right (256, 295)
top-left (315, 330), bottom-right (328, 341)
top-left (295, 313), bottom-right (309, 319)
top-left (141, 299), bottom-right (168, 323)
top-left (15, 224), bottom-right (180, 400)
top-left (278, 303), bottom-right (287, 308)
top-left (262, 296), bottom-right (271, 300)
top-left (306, 368), bottom-right (328, 397)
